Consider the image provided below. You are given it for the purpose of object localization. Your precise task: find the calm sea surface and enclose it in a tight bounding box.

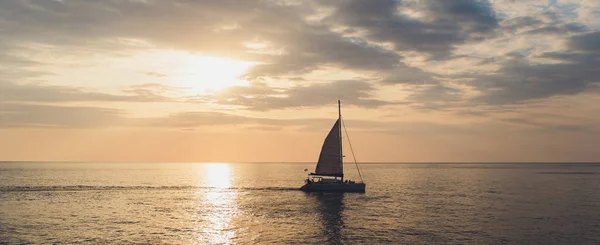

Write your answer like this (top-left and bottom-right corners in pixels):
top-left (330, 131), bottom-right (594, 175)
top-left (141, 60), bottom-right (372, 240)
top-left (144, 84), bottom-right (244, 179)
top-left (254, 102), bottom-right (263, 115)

top-left (1, 162), bottom-right (600, 244)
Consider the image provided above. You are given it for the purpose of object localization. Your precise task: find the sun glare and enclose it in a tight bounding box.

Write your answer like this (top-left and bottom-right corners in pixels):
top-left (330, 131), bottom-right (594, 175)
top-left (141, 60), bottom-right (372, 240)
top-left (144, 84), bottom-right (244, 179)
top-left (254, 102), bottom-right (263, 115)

top-left (175, 54), bottom-right (254, 95)
top-left (203, 163), bottom-right (232, 189)
top-left (193, 162), bottom-right (238, 244)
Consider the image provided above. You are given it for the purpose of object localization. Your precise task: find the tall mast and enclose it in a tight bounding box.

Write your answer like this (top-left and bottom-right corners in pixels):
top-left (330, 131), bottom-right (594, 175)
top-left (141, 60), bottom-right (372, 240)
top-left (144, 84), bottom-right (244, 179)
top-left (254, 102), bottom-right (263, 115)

top-left (338, 100), bottom-right (343, 181)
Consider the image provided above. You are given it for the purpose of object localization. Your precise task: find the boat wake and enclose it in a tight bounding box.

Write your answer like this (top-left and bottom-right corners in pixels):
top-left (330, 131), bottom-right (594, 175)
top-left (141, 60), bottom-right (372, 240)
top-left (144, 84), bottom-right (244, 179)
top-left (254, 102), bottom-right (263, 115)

top-left (0, 185), bottom-right (299, 192)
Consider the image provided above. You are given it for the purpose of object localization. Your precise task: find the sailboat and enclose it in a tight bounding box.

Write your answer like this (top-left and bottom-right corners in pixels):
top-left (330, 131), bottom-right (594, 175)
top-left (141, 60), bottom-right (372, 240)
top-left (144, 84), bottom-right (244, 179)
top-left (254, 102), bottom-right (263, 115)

top-left (299, 100), bottom-right (366, 193)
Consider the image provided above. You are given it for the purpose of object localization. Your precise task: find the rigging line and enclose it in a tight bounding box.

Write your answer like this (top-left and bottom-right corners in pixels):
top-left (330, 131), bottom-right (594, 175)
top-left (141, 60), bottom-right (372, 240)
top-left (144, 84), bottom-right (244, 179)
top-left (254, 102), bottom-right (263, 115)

top-left (341, 117), bottom-right (364, 182)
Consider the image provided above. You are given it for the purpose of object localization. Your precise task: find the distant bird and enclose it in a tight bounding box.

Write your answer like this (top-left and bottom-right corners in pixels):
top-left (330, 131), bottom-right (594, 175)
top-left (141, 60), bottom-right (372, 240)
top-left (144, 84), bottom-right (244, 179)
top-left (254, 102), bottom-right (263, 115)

top-left (304, 169), bottom-right (308, 172)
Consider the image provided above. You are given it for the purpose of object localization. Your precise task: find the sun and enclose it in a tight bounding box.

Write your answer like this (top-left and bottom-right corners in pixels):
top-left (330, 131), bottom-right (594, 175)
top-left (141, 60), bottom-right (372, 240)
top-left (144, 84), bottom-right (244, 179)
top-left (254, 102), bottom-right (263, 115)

top-left (174, 53), bottom-right (254, 94)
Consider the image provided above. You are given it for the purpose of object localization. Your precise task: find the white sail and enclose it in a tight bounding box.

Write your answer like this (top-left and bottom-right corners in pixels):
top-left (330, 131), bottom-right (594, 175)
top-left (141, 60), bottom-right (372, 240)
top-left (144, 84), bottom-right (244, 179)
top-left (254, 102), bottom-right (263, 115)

top-left (314, 119), bottom-right (343, 176)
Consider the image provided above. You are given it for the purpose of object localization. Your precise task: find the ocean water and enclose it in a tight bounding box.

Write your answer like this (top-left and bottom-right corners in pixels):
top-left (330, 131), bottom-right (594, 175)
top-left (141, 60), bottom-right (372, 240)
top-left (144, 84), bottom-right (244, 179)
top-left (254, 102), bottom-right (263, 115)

top-left (1, 162), bottom-right (599, 244)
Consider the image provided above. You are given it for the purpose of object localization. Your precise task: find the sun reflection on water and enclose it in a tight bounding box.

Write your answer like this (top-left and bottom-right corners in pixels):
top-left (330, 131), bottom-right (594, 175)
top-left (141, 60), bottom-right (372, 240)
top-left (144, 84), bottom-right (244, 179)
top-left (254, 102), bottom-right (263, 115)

top-left (194, 163), bottom-right (239, 244)
top-left (205, 163), bottom-right (232, 189)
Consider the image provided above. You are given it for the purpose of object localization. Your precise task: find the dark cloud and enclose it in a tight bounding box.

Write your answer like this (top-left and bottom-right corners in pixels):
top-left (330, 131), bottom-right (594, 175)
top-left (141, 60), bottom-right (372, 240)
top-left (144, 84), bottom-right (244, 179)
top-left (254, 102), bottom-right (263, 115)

top-left (424, 0), bottom-right (498, 32)
top-left (569, 31), bottom-right (600, 51)
top-left (325, 0), bottom-right (499, 58)
top-left (470, 58), bottom-right (598, 105)
top-left (243, 32), bottom-right (403, 79)
top-left (467, 29), bottom-right (600, 105)
top-left (539, 51), bottom-right (600, 64)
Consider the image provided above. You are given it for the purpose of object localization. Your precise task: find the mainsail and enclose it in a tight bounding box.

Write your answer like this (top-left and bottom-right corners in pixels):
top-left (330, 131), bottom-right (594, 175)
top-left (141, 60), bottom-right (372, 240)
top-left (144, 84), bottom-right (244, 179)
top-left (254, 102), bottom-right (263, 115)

top-left (313, 118), bottom-right (343, 177)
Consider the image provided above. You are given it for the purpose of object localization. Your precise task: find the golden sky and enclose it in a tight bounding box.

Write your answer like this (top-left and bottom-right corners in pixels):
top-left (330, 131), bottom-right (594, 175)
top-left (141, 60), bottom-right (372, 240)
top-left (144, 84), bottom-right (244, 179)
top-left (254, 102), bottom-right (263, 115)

top-left (1, 0), bottom-right (599, 162)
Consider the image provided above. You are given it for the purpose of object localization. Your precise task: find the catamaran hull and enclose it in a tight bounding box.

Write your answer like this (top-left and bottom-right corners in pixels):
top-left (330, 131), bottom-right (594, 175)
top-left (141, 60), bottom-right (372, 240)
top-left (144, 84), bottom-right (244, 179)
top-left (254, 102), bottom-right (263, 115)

top-left (299, 183), bottom-right (366, 193)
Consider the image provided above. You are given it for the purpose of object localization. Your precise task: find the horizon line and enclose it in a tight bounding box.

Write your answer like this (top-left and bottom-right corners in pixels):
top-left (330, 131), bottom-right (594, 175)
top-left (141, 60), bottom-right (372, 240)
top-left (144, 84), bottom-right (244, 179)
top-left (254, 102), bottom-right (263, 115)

top-left (1, 161), bottom-right (599, 164)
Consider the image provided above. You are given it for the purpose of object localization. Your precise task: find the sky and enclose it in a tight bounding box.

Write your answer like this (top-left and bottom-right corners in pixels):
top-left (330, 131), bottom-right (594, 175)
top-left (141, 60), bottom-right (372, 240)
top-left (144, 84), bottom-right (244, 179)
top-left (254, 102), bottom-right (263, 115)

top-left (1, 0), bottom-right (599, 162)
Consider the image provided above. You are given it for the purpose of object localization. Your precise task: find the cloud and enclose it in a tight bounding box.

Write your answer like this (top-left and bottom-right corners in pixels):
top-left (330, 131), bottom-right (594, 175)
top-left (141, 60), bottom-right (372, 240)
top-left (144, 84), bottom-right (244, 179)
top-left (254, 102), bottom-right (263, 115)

top-left (324, 0), bottom-right (499, 58)
top-left (569, 31), bottom-right (600, 51)
top-left (379, 66), bottom-right (439, 84)
top-left (424, 0), bottom-right (498, 32)
top-left (0, 51), bottom-right (41, 68)
top-left (204, 80), bottom-right (394, 111)
top-left (497, 9), bottom-right (588, 36)
top-left (496, 116), bottom-right (592, 133)
top-left (0, 0), bottom-right (599, 116)
top-left (500, 16), bottom-right (543, 31)
top-left (143, 72), bottom-right (166, 78)
top-left (0, 103), bottom-right (126, 128)
top-left (243, 33), bottom-right (403, 79)
top-left (0, 80), bottom-right (176, 103)
top-left (523, 23), bottom-right (587, 35)
top-left (470, 59), bottom-right (598, 105)
top-left (0, 0), bottom-right (425, 92)
top-left (468, 30), bottom-right (600, 105)
top-left (3, 101), bottom-right (597, 141)
top-left (0, 1), bottom-right (279, 59)
top-left (407, 84), bottom-right (462, 103)
top-left (0, 101), bottom-right (390, 130)
top-left (0, 0), bottom-right (494, 84)
top-left (135, 110), bottom-right (507, 135)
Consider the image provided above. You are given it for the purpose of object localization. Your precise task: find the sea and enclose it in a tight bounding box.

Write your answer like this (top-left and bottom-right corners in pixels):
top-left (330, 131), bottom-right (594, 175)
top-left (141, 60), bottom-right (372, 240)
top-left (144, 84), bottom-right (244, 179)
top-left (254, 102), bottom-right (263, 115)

top-left (1, 162), bottom-right (599, 244)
